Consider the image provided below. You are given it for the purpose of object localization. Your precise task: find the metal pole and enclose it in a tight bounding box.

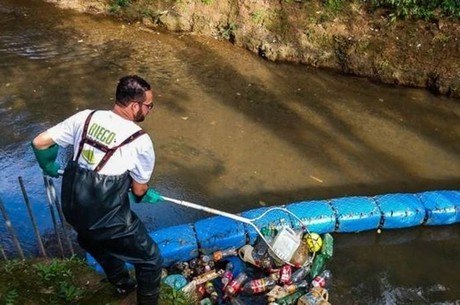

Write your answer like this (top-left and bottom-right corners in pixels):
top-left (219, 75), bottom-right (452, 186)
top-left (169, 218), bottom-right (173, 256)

top-left (18, 176), bottom-right (48, 259)
top-left (0, 244), bottom-right (7, 260)
top-left (0, 196), bottom-right (25, 259)
top-left (43, 176), bottom-right (65, 258)
top-left (47, 178), bottom-right (74, 255)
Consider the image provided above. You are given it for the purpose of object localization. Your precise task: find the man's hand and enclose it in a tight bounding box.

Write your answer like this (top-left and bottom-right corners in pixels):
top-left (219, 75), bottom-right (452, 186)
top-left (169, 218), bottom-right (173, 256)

top-left (130, 188), bottom-right (163, 204)
top-left (143, 188), bottom-right (163, 204)
top-left (31, 143), bottom-right (60, 177)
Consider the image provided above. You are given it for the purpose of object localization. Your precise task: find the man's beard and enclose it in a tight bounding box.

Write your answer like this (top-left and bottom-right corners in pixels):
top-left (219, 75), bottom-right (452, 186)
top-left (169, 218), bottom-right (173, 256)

top-left (134, 109), bottom-right (145, 122)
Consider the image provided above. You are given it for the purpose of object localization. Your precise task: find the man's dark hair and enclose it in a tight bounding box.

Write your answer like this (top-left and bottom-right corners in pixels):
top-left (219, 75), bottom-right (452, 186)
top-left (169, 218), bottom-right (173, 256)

top-left (115, 75), bottom-right (151, 106)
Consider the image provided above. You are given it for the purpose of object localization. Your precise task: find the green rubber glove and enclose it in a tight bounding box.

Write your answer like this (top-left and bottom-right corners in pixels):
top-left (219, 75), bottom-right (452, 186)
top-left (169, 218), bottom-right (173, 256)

top-left (31, 142), bottom-right (60, 178)
top-left (130, 188), bottom-right (163, 204)
top-left (143, 188), bottom-right (163, 204)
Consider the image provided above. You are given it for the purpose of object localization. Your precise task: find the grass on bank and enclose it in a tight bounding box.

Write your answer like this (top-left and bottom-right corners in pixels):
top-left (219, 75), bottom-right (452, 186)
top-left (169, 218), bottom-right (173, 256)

top-left (109, 0), bottom-right (460, 21)
top-left (0, 257), bottom-right (194, 305)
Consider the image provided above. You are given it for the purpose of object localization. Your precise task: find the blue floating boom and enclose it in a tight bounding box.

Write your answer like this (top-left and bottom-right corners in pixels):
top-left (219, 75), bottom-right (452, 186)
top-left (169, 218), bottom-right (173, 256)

top-left (87, 190), bottom-right (460, 268)
top-left (330, 196), bottom-right (381, 232)
top-left (417, 190), bottom-right (460, 225)
top-left (287, 200), bottom-right (336, 234)
top-left (195, 216), bottom-right (246, 254)
top-left (374, 193), bottom-right (425, 229)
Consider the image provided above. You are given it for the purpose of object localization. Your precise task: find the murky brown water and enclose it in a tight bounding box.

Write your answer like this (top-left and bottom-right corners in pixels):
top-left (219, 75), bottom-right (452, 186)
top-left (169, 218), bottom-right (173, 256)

top-left (0, 0), bottom-right (459, 303)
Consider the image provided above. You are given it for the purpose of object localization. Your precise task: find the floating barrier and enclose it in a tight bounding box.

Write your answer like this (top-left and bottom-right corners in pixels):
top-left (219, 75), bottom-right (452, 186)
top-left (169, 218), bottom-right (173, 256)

top-left (87, 190), bottom-right (460, 269)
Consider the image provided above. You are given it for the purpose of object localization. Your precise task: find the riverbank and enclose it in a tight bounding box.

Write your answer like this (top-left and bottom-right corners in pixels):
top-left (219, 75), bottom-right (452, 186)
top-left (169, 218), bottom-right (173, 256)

top-left (44, 0), bottom-right (459, 97)
top-left (0, 257), bottom-right (190, 305)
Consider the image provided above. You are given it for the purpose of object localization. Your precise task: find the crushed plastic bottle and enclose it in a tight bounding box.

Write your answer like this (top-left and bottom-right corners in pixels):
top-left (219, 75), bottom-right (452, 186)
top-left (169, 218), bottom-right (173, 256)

top-left (242, 276), bottom-right (277, 294)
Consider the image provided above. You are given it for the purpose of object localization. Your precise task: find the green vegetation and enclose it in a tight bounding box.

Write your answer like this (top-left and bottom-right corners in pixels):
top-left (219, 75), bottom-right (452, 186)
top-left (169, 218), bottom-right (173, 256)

top-left (109, 0), bottom-right (131, 13)
top-left (251, 9), bottom-right (267, 25)
top-left (0, 258), bottom-right (195, 305)
top-left (369, 0), bottom-right (460, 20)
top-left (219, 22), bottom-right (237, 41)
top-left (325, 0), bottom-right (345, 13)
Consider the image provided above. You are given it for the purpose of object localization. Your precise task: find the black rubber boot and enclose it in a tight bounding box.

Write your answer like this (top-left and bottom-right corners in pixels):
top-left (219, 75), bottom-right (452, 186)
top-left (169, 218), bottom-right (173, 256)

top-left (114, 277), bottom-right (137, 296)
top-left (109, 269), bottom-right (137, 296)
top-left (137, 293), bottom-right (159, 305)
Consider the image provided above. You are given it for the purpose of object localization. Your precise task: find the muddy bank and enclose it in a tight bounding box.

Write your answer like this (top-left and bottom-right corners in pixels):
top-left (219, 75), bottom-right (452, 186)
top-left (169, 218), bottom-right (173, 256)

top-left (45, 0), bottom-right (460, 97)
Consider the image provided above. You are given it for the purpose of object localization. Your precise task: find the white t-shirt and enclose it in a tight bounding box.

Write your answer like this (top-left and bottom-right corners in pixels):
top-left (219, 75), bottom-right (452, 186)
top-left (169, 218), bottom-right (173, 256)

top-left (47, 109), bottom-right (154, 184)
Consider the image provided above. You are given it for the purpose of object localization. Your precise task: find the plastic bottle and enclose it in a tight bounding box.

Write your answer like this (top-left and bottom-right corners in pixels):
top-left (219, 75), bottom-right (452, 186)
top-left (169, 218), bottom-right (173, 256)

top-left (276, 291), bottom-right (303, 305)
top-left (221, 262), bottom-right (234, 287)
top-left (205, 281), bottom-right (215, 294)
top-left (283, 279), bottom-right (309, 294)
top-left (310, 253), bottom-right (327, 278)
top-left (199, 297), bottom-right (212, 305)
top-left (209, 291), bottom-right (219, 304)
top-left (311, 269), bottom-right (332, 288)
top-left (194, 269), bottom-right (224, 286)
top-left (290, 240), bottom-right (310, 267)
top-left (290, 265), bottom-right (310, 283)
top-left (229, 297), bottom-right (245, 305)
top-left (224, 272), bottom-right (248, 298)
top-left (213, 247), bottom-right (238, 261)
top-left (320, 233), bottom-right (334, 259)
top-left (279, 265), bottom-right (292, 284)
top-left (204, 283), bottom-right (219, 304)
top-left (242, 276), bottom-right (277, 294)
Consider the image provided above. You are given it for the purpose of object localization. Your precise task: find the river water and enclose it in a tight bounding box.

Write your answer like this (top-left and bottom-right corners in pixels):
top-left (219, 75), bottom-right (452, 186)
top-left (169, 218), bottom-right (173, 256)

top-left (0, 0), bottom-right (459, 304)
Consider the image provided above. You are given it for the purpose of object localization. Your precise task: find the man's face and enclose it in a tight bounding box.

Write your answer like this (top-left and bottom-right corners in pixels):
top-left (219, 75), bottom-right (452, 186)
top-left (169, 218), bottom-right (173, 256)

top-left (133, 90), bottom-right (154, 122)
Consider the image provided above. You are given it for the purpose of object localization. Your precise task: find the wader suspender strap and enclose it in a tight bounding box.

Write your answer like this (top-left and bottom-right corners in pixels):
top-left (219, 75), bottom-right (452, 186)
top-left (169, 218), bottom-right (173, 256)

top-left (74, 110), bottom-right (146, 172)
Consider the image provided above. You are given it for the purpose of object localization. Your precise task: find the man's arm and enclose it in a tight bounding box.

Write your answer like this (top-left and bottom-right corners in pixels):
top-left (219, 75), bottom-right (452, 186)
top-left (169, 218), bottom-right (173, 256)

top-left (31, 131), bottom-right (60, 177)
top-left (32, 131), bottom-right (56, 149)
top-left (131, 180), bottom-right (148, 197)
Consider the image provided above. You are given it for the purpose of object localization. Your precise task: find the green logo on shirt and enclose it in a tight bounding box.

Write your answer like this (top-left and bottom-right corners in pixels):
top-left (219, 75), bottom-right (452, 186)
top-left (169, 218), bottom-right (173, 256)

top-left (81, 149), bottom-right (96, 165)
top-left (88, 123), bottom-right (116, 145)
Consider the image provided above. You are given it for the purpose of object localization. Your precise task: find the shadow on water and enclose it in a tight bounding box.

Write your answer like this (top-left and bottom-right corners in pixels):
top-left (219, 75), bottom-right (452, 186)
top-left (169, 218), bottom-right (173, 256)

top-left (165, 36), bottom-right (460, 210)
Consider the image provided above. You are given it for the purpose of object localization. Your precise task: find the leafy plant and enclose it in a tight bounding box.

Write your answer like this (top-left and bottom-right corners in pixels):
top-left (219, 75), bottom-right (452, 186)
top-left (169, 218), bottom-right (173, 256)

top-left (325, 0), bottom-right (345, 13)
top-left (159, 285), bottom-right (195, 305)
top-left (3, 260), bottom-right (25, 274)
top-left (219, 22), bottom-right (237, 41)
top-left (3, 288), bottom-right (19, 305)
top-left (201, 0), bottom-right (213, 4)
top-left (34, 259), bottom-right (72, 283)
top-left (58, 281), bottom-right (83, 303)
top-left (109, 0), bottom-right (131, 13)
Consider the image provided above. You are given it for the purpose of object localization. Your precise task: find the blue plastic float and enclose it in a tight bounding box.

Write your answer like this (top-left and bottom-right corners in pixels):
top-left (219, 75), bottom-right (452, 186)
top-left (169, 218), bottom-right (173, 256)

top-left (87, 190), bottom-right (460, 269)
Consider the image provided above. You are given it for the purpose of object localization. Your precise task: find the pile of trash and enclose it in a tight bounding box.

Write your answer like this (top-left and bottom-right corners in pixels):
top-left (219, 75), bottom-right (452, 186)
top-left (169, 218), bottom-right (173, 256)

top-left (161, 227), bottom-right (334, 305)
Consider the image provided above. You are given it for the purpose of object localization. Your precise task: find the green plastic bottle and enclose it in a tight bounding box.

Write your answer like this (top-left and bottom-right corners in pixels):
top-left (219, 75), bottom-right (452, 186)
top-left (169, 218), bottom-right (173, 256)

top-left (276, 291), bottom-right (304, 305)
top-left (320, 233), bottom-right (334, 259)
top-left (310, 253), bottom-right (327, 278)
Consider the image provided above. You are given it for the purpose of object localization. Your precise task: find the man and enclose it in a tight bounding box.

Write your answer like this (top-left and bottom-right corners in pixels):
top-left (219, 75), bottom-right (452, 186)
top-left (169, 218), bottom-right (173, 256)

top-left (32, 75), bottom-right (163, 305)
